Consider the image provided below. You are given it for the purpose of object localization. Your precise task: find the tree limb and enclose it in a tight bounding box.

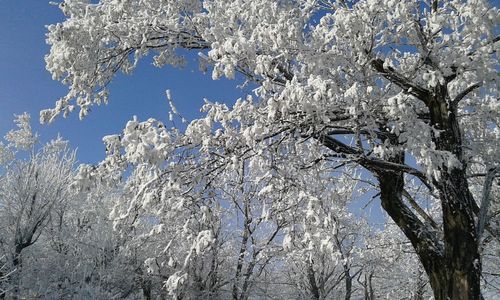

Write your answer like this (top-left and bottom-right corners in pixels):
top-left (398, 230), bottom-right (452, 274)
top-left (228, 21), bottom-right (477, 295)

top-left (451, 82), bottom-right (481, 106)
top-left (369, 57), bottom-right (431, 102)
top-left (477, 166), bottom-right (499, 239)
top-left (402, 189), bottom-right (439, 231)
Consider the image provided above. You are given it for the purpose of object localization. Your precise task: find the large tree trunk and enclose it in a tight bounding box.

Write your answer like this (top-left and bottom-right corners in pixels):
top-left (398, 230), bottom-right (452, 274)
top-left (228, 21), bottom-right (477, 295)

top-left (378, 164), bottom-right (481, 300)
top-left (317, 72), bottom-right (483, 298)
top-left (376, 92), bottom-right (481, 299)
top-left (426, 173), bottom-right (481, 300)
top-left (426, 96), bottom-right (481, 299)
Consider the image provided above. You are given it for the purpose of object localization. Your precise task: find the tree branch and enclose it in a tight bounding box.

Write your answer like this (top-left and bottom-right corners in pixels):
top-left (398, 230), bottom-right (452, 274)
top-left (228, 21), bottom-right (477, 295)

top-left (402, 189), bottom-right (439, 231)
top-left (315, 134), bottom-right (433, 190)
top-left (369, 57), bottom-right (431, 102)
top-left (452, 82), bottom-right (481, 106)
top-left (477, 166), bottom-right (499, 239)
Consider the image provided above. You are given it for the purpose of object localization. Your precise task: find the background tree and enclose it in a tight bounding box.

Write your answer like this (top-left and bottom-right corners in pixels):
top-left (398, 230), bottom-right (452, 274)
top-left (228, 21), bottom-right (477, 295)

top-left (0, 114), bottom-right (76, 299)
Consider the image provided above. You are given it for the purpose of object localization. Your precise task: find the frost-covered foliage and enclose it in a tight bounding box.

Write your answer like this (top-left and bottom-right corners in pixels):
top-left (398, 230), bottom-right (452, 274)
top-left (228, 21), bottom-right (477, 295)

top-left (43, 0), bottom-right (499, 299)
top-left (0, 114), bottom-right (76, 299)
top-left (45, 0), bottom-right (499, 204)
top-left (362, 222), bottom-right (433, 299)
top-left (43, 0), bottom-right (498, 173)
top-left (0, 116), bottom-right (152, 299)
top-left (281, 171), bottom-right (367, 300)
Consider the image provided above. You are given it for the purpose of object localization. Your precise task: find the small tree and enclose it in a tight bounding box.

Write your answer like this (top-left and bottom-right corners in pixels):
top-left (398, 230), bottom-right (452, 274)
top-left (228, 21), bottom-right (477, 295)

top-left (0, 114), bottom-right (75, 299)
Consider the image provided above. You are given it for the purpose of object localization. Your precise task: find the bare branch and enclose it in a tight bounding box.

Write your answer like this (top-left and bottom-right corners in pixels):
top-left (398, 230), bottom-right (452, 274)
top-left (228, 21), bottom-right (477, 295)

top-left (452, 82), bottom-right (481, 106)
top-left (477, 166), bottom-right (499, 239)
top-left (402, 189), bottom-right (439, 231)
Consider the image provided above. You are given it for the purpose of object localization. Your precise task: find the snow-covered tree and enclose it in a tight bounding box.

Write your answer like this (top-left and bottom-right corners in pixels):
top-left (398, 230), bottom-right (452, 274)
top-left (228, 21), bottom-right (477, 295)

top-left (0, 114), bottom-right (76, 299)
top-left (278, 167), bottom-right (363, 300)
top-left (361, 222), bottom-right (433, 299)
top-left (43, 0), bottom-right (499, 299)
top-left (41, 179), bottom-right (137, 299)
top-left (86, 118), bottom-right (297, 299)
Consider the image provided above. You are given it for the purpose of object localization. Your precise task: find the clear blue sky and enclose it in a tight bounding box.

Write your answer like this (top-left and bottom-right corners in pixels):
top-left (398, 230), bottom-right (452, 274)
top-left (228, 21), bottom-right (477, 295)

top-left (0, 1), bottom-right (248, 164)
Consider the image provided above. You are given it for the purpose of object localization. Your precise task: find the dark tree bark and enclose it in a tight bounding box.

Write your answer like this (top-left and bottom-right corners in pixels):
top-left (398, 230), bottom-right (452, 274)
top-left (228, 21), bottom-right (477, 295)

top-left (374, 116), bottom-right (481, 300)
top-left (231, 162), bottom-right (248, 300)
top-left (365, 272), bottom-right (374, 300)
top-left (10, 245), bottom-right (24, 300)
top-left (343, 267), bottom-right (352, 300)
top-left (306, 264), bottom-right (320, 300)
top-left (424, 91), bottom-right (481, 300)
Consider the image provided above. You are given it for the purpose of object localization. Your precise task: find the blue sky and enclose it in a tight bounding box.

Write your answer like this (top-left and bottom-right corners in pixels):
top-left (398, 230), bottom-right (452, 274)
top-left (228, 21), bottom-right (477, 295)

top-left (0, 1), bottom-right (247, 164)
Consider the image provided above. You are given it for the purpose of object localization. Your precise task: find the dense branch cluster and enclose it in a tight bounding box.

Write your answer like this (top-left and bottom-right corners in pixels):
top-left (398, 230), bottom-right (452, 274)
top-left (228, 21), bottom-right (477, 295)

top-left (1, 0), bottom-right (499, 299)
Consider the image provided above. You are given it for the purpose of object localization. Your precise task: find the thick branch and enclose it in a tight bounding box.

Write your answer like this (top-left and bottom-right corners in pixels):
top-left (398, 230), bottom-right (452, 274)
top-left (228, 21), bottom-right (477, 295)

top-left (378, 169), bottom-right (443, 264)
top-left (402, 189), bottom-right (439, 231)
top-left (316, 134), bottom-right (442, 264)
top-left (452, 82), bottom-right (481, 106)
top-left (316, 135), bottom-right (432, 190)
top-left (316, 134), bottom-right (361, 156)
top-left (370, 57), bottom-right (431, 102)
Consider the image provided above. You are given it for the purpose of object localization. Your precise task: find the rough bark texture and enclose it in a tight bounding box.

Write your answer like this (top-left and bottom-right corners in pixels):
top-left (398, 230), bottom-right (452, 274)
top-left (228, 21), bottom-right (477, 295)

top-left (375, 142), bottom-right (480, 299)
top-left (425, 94), bottom-right (481, 299)
top-left (379, 90), bottom-right (480, 299)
